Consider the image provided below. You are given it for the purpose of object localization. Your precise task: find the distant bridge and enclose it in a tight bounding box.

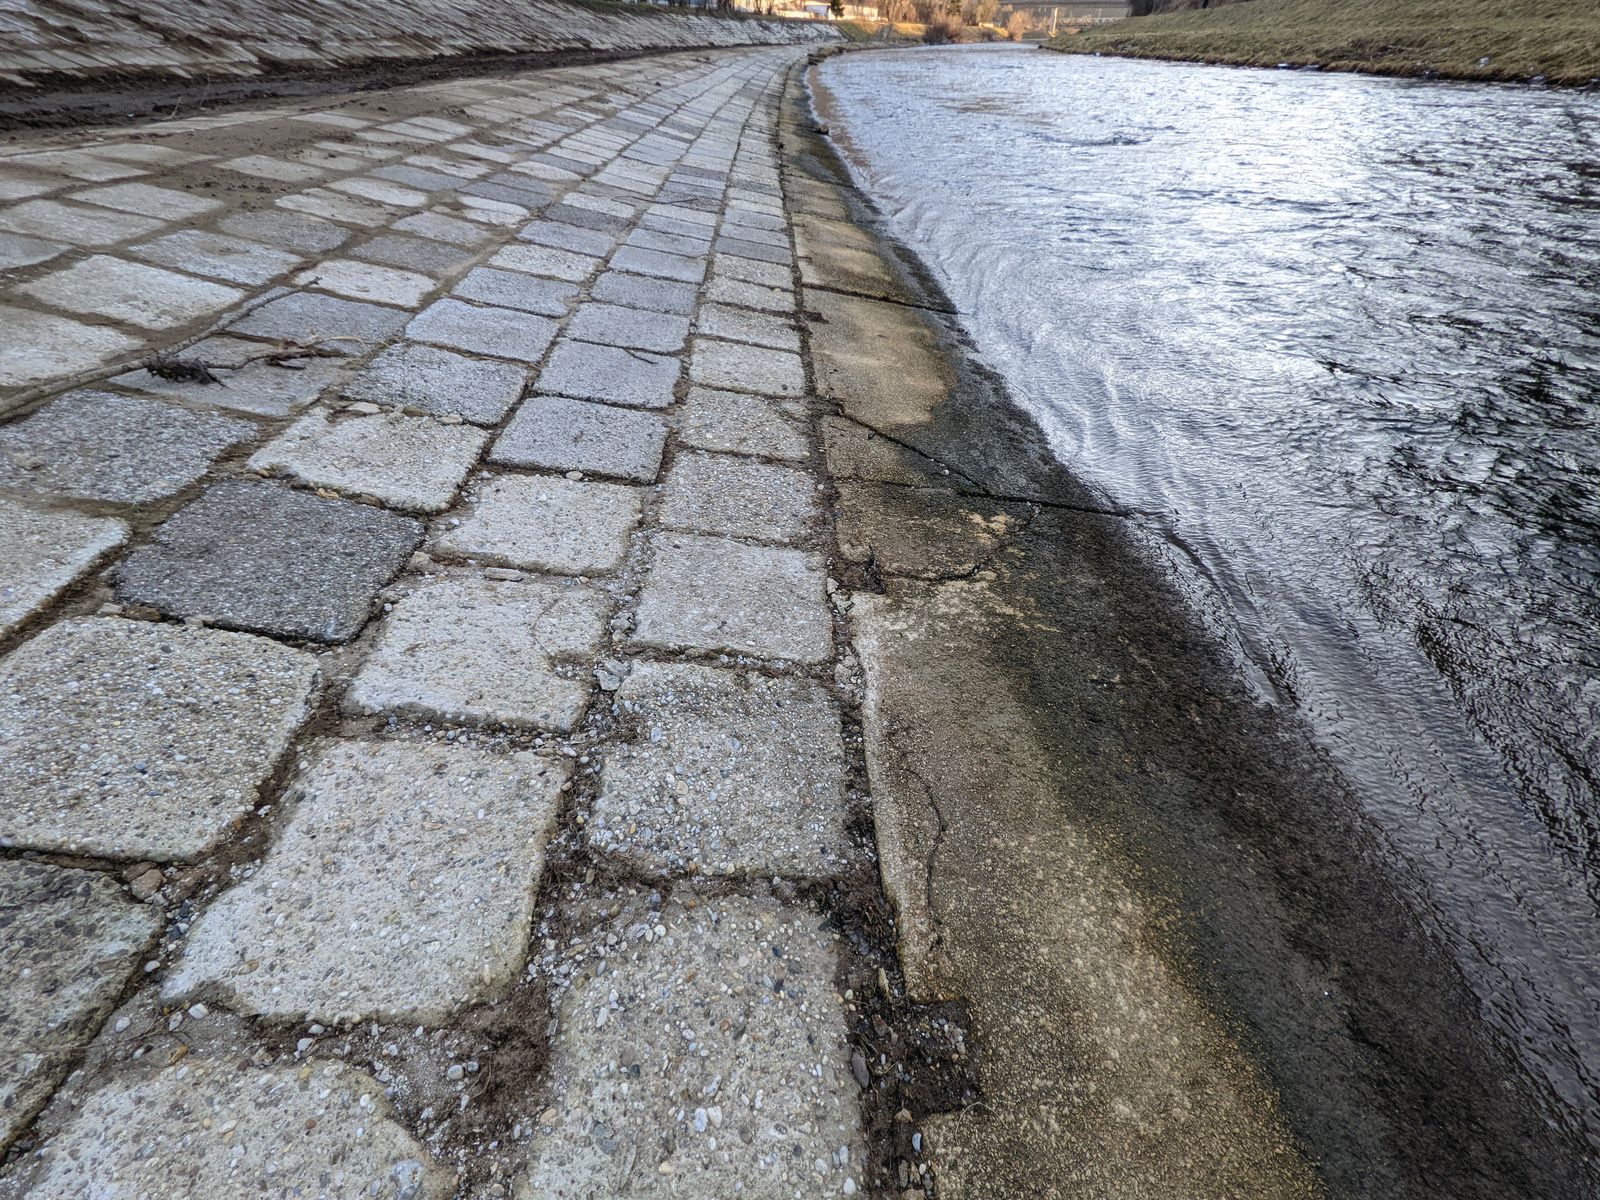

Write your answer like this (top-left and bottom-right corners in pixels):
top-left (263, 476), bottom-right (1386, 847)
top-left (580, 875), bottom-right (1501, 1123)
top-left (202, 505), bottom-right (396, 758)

top-left (1001, 0), bottom-right (1129, 18)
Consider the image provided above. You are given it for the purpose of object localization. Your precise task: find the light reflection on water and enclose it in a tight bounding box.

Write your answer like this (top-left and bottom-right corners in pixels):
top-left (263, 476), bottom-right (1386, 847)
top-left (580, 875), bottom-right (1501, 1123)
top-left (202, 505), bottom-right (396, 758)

top-left (817, 45), bottom-right (1600, 1150)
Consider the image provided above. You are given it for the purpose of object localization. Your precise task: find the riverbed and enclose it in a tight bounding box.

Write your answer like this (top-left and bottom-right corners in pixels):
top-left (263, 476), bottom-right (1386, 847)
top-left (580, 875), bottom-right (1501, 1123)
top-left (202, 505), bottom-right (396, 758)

top-left (816, 43), bottom-right (1600, 1184)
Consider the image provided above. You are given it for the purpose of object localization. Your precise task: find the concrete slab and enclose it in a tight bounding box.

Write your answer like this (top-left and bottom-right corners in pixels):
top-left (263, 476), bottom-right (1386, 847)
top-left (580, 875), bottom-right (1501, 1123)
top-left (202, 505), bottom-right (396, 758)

top-left (128, 229), bottom-right (301, 286)
top-left (566, 301), bottom-right (690, 353)
top-left (590, 663), bottom-right (847, 879)
top-left (17, 1060), bottom-right (451, 1199)
top-left (659, 451), bottom-right (817, 543)
top-left (591, 270), bottom-right (697, 315)
top-left (344, 341), bottom-right (527, 425)
top-left (16, 255), bottom-right (245, 331)
top-left (344, 576), bottom-right (606, 731)
top-left (0, 389), bottom-right (254, 505)
top-left (164, 739), bottom-right (566, 1022)
top-left (677, 386), bottom-right (810, 462)
top-left (248, 409), bottom-right (487, 514)
top-left (0, 617), bottom-right (318, 860)
top-left (434, 474), bottom-right (641, 575)
top-left (407, 298), bottom-right (559, 364)
top-left (0, 861), bottom-right (160, 1151)
top-left (228, 291), bottom-right (410, 352)
top-left (115, 480), bottom-right (422, 642)
top-left (114, 336), bottom-right (344, 418)
top-left (0, 498), bottom-right (127, 638)
top-left (296, 259), bottom-right (435, 307)
top-left (631, 532), bottom-right (831, 663)
top-left (452, 266), bottom-right (577, 317)
top-left (835, 481), bottom-right (1031, 579)
top-left (690, 337), bottom-right (804, 398)
top-left (521, 894), bottom-right (863, 1198)
top-left (537, 339), bottom-right (679, 410)
top-left (0, 308), bottom-right (140, 390)
top-left (491, 394), bottom-right (668, 483)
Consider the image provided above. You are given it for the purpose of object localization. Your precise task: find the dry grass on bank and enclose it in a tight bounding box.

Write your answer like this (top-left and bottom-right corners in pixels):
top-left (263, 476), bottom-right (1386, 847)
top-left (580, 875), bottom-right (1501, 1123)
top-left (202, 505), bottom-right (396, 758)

top-left (1051, 0), bottom-right (1600, 84)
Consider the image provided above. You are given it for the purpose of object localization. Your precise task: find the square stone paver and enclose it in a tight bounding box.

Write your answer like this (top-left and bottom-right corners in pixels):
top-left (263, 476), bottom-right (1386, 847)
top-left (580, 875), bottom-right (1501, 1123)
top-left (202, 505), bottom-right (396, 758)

top-left (591, 270), bottom-right (696, 315)
top-left (690, 337), bottom-right (804, 398)
top-left (296, 259), bottom-right (435, 307)
top-left (395, 210), bottom-right (496, 246)
top-left (697, 302), bottom-right (800, 352)
top-left (345, 575), bottom-right (606, 730)
top-left (344, 341), bottom-right (526, 424)
top-left (218, 209), bottom-right (351, 254)
top-left (162, 739), bottom-right (566, 1023)
top-left (351, 233), bottom-right (475, 277)
top-left (678, 386), bottom-right (810, 462)
top-left (127, 229), bottom-right (301, 286)
top-left (489, 243), bottom-right (601, 283)
top-left (519, 219), bottom-right (615, 258)
top-left (658, 451), bottom-right (817, 543)
top-left (521, 894), bottom-right (864, 1198)
top-left (0, 861), bottom-right (161, 1151)
top-left (537, 339), bottom-right (678, 409)
top-left (0, 308), bottom-right (141, 390)
top-left (433, 474), bottom-right (641, 575)
top-left (0, 199), bottom-right (163, 246)
top-left (407, 298), bottom-right (558, 364)
top-left (0, 618), bottom-right (318, 859)
top-left (566, 301), bottom-right (689, 353)
top-left (632, 532), bottom-right (830, 663)
top-left (0, 390), bottom-right (254, 505)
top-left (0, 231), bottom-right (65, 270)
top-left (590, 663), bottom-right (847, 879)
top-left (228, 291), bottom-right (410, 352)
top-left (15, 1061), bottom-right (451, 1200)
top-left (16, 256), bottom-right (244, 331)
top-left (248, 410), bottom-right (487, 514)
top-left (72, 182), bottom-right (221, 220)
top-left (609, 244), bottom-right (706, 283)
top-left (452, 266), bottom-right (576, 317)
top-left (705, 275), bottom-right (794, 314)
top-left (115, 480), bottom-right (422, 642)
top-left (492, 394), bottom-right (667, 483)
top-left (0, 498), bottom-right (127, 638)
top-left (114, 336), bottom-right (344, 417)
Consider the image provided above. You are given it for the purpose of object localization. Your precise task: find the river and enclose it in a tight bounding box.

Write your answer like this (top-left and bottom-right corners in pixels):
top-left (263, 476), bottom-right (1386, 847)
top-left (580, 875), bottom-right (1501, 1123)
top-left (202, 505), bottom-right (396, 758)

top-left (814, 44), bottom-right (1600, 1186)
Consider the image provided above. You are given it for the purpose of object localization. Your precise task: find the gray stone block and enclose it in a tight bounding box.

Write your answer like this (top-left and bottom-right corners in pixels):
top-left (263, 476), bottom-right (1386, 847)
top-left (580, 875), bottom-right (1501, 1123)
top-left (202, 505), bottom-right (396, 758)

top-left (17, 255), bottom-right (245, 331)
top-left (114, 336), bottom-right (345, 418)
top-left (127, 229), bottom-right (301, 286)
top-left (163, 738), bottom-right (567, 1022)
top-left (351, 233), bottom-right (476, 276)
top-left (696, 302), bottom-right (800, 352)
top-left (591, 270), bottom-right (697, 315)
top-left (344, 341), bottom-right (526, 425)
top-left (566, 301), bottom-right (690, 353)
top-left (228, 291), bottom-right (411, 353)
top-left (295, 259), bottom-right (435, 308)
top-left (609, 244), bottom-right (706, 283)
top-left (0, 199), bottom-right (163, 247)
top-left (218, 208), bottom-right (351, 254)
top-left (658, 451), bottom-right (817, 543)
top-left (0, 618), bottom-right (318, 860)
top-left (489, 242), bottom-right (601, 283)
top-left (452, 266), bottom-right (577, 317)
top-left (537, 338), bottom-right (678, 410)
top-left (677, 386), bottom-right (810, 462)
top-left (434, 474), bottom-right (641, 575)
top-left (115, 480), bottom-right (422, 643)
top-left (407, 297), bottom-right (558, 364)
top-left (491, 394), bottom-right (668, 483)
top-left (0, 390), bottom-right (254, 505)
top-left (0, 497), bottom-right (127, 639)
top-left (0, 308), bottom-right (140, 391)
top-left (590, 663), bottom-right (848, 879)
top-left (518, 218), bottom-right (615, 258)
top-left (690, 337), bottom-right (805, 398)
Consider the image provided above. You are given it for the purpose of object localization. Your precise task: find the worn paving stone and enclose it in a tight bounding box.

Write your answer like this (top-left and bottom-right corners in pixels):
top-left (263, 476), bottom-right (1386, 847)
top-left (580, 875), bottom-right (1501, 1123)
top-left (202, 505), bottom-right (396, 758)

top-left (0, 617), bottom-right (318, 859)
top-left (677, 385), bottom-right (810, 462)
top-left (394, 211), bottom-right (498, 246)
top-left (0, 390), bottom-right (254, 505)
top-left (350, 232), bottom-right (476, 276)
top-left (0, 231), bottom-right (66, 269)
top-left (0, 308), bottom-right (141, 390)
top-left (715, 253), bottom-right (791, 290)
top-left (278, 187), bottom-right (393, 227)
top-left (0, 861), bottom-right (161, 1151)
top-left (704, 275), bottom-right (795, 314)
top-left (658, 451), bottom-right (817, 543)
top-left (519, 218), bottom-right (615, 258)
top-left (114, 336), bottom-right (344, 417)
top-left (491, 394), bottom-right (668, 483)
top-left (0, 199), bottom-right (163, 246)
top-left (218, 208), bottom-right (351, 254)
top-left (164, 738), bottom-right (566, 1022)
top-left (434, 474), bottom-right (641, 575)
top-left (344, 340), bottom-right (526, 425)
top-left (345, 576), bottom-right (605, 731)
top-left (127, 228), bottom-right (301, 286)
top-left (248, 409), bottom-right (487, 514)
top-left (566, 301), bottom-right (690, 353)
top-left (72, 182), bottom-right (221, 221)
top-left (697, 302), bottom-right (800, 352)
top-left (228, 290), bottom-right (410, 352)
top-left (690, 336), bottom-right (805, 398)
top-left (538, 338), bottom-right (679, 410)
top-left (115, 480), bottom-right (421, 642)
top-left (589, 663), bottom-right (847, 879)
top-left (17, 1060), bottom-right (451, 1199)
top-left (452, 265), bottom-right (577, 317)
top-left (489, 242), bottom-right (601, 283)
top-left (521, 894), bottom-right (864, 1198)
top-left (631, 532), bottom-right (831, 663)
top-left (609, 243), bottom-right (707, 283)
top-left (0, 498), bottom-right (127, 639)
top-left (408, 297), bottom-right (559, 364)
top-left (296, 259), bottom-right (435, 307)
top-left (591, 270), bottom-right (697, 315)
top-left (16, 255), bottom-right (245, 331)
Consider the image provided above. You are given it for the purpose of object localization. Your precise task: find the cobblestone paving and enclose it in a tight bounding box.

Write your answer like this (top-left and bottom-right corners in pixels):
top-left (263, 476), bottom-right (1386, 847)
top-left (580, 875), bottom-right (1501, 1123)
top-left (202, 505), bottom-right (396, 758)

top-left (0, 45), bottom-right (874, 1199)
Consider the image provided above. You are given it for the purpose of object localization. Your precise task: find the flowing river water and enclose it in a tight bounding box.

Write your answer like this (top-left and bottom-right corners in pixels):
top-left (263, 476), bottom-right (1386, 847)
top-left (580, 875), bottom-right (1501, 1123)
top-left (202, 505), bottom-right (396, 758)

top-left (814, 45), bottom-right (1600, 1186)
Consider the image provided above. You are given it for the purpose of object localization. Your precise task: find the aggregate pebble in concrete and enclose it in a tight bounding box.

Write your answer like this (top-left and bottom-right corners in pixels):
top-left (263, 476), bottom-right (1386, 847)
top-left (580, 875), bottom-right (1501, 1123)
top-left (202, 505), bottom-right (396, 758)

top-left (0, 618), bottom-right (318, 860)
top-left (113, 336), bottom-right (344, 418)
top-left (0, 861), bottom-right (161, 1152)
top-left (658, 451), bottom-right (817, 543)
top-left (678, 386), bottom-right (809, 462)
top-left (537, 338), bottom-right (679, 409)
top-left (407, 297), bottom-right (559, 364)
top-left (491, 394), bottom-right (668, 483)
top-left (690, 336), bottom-right (805, 398)
top-left (0, 308), bottom-right (141, 390)
top-left (228, 290), bottom-right (411, 351)
top-left (17, 1060), bottom-right (451, 1199)
top-left (566, 301), bottom-right (690, 353)
top-left (452, 265), bottom-right (577, 317)
top-left (521, 895), bottom-right (864, 1198)
top-left (344, 340), bottom-right (527, 424)
top-left (345, 576), bottom-right (606, 731)
top-left (590, 663), bottom-right (848, 879)
top-left (434, 474), bottom-right (641, 575)
top-left (17, 255), bottom-right (245, 331)
top-left (631, 532), bottom-right (831, 663)
top-left (0, 498), bottom-right (126, 639)
top-left (163, 739), bottom-right (567, 1022)
top-left (0, 389), bottom-right (254, 505)
top-left (114, 480), bottom-right (422, 642)
top-left (247, 409), bottom-right (488, 514)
